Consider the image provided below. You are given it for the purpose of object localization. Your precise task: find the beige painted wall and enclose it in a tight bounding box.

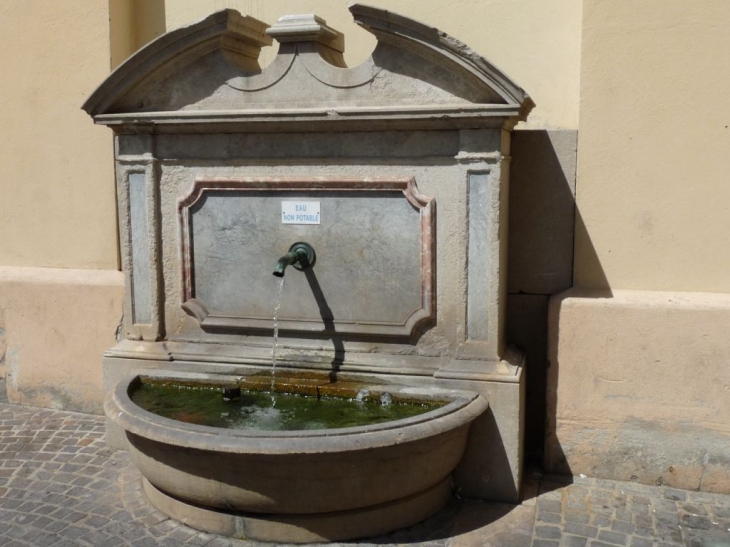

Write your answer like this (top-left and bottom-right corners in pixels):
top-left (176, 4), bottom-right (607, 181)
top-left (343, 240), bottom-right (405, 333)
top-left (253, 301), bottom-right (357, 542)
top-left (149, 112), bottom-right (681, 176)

top-left (574, 0), bottom-right (730, 292)
top-left (0, 0), bottom-right (119, 270)
top-left (546, 0), bottom-right (730, 494)
top-left (110, 0), bottom-right (168, 68)
top-left (547, 289), bottom-right (730, 492)
top-left (0, 0), bottom-right (579, 273)
top-left (0, 267), bottom-right (124, 414)
top-left (161, 0), bottom-right (581, 130)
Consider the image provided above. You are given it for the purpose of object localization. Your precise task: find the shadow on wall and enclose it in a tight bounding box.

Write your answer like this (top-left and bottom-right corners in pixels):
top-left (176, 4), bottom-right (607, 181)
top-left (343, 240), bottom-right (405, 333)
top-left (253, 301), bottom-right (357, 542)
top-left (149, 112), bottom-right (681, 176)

top-left (110, 0), bottom-right (167, 69)
top-left (544, 156), bottom-right (614, 476)
top-left (506, 129), bottom-right (610, 467)
top-left (455, 408), bottom-right (520, 503)
top-left (133, 0), bottom-right (167, 50)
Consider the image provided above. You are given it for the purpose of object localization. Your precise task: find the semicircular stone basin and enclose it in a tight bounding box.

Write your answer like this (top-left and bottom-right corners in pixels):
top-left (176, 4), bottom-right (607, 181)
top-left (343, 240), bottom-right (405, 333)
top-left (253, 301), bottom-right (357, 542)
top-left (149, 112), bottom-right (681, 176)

top-left (106, 371), bottom-right (488, 543)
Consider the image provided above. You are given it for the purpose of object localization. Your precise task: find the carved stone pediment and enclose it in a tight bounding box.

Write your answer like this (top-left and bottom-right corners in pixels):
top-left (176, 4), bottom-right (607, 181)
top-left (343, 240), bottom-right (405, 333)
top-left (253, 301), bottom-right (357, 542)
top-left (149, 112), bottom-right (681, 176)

top-left (83, 5), bottom-right (533, 131)
top-left (86, 4), bottom-right (534, 357)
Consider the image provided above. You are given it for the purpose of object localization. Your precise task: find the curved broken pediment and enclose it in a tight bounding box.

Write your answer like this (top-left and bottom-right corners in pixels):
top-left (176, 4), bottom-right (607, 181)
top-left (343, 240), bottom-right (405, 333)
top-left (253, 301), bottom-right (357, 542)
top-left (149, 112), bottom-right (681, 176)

top-left (83, 4), bottom-right (534, 130)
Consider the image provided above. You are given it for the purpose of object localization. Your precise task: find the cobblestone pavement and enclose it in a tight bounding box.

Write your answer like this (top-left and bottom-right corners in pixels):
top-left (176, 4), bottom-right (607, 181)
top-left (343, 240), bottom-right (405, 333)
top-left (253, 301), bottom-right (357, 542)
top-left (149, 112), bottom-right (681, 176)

top-left (531, 475), bottom-right (730, 547)
top-left (1, 402), bottom-right (729, 547)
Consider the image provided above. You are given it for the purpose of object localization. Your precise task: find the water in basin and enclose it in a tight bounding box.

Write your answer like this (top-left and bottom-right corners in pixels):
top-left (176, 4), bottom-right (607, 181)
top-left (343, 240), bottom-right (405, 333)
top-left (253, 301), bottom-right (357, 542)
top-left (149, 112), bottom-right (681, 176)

top-left (131, 382), bottom-right (444, 431)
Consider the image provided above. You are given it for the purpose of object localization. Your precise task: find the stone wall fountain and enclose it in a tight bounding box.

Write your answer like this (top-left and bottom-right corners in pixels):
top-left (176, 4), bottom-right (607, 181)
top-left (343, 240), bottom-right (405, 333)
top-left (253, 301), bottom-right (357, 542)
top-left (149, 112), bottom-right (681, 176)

top-left (84, 5), bottom-right (533, 543)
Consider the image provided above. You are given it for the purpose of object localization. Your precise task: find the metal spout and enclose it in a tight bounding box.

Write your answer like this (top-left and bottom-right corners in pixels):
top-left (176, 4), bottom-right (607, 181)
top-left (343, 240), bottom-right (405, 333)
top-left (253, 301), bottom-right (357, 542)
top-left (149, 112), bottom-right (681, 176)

top-left (272, 242), bottom-right (316, 277)
top-left (273, 251), bottom-right (301, 277)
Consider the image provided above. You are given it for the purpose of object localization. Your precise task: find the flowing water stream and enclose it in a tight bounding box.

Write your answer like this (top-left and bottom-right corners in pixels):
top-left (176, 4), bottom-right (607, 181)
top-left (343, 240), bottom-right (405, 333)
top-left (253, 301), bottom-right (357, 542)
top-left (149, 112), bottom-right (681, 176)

top-left (129, 268), bottom-right (445, 431)
top-left (270, 276), bottom-right (286, 404)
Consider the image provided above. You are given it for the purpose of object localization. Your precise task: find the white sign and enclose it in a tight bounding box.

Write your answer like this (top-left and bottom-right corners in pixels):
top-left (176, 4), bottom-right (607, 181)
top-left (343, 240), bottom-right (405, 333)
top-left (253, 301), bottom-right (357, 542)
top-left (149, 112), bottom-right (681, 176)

top-left (281, 201), bottom-right (320, 225)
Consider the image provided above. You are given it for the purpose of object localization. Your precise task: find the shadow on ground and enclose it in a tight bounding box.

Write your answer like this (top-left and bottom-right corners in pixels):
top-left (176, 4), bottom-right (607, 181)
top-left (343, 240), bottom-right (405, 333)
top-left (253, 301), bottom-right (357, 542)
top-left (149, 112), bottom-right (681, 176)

top-left (365, 497), bottom-right (534, 546)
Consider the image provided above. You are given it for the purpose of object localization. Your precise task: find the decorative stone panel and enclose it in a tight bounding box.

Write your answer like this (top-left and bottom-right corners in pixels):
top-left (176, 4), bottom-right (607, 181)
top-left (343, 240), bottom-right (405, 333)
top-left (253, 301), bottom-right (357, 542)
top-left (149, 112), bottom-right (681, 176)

top-left (177, 177), bottom-right (435, 337)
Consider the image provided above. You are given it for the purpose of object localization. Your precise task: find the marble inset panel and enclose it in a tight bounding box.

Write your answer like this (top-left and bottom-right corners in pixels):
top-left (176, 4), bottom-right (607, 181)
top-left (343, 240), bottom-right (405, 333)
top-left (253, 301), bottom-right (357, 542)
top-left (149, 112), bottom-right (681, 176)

top-left (128, 172), bottom-right (152, 324)
top-left (467, 172), bottom-right (490, 341)
top-left (178, 177), bottom-right (435, 338)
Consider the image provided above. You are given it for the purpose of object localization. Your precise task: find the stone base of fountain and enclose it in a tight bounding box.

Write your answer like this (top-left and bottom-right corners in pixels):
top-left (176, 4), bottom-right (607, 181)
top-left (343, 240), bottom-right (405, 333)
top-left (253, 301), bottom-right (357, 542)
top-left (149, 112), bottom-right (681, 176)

top-left (106, 370), bottom-right (488, 543)
top-left (143, 477), bottom-right (451, 543)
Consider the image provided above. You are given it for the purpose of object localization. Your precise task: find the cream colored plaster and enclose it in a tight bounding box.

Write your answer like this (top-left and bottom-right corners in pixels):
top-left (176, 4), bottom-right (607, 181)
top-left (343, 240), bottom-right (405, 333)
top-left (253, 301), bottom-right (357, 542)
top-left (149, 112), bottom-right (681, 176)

top-left (160, 0), bottom-right (581, 129)
top-left (574, 0), bottom-right (730, 292)
top-left (547, 289), bottom-right (730, 492)
top-left (0, 267), bottom-right (125, 414)
top-left (549, 289), bottom-right (730, 426)
top-left (109, 0), bottom-right (135, 69)
top-left (132, 0), bottom-right (167, 51)
top-left (0, 0), bottom-right (119, 269)
top-left (110, 0), bottom-right (168, 66)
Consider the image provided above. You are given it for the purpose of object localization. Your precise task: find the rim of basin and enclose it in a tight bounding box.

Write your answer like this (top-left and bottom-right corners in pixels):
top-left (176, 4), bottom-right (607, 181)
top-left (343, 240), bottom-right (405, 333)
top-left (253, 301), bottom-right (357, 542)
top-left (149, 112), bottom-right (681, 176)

top-left (105, 370), bottom-right (489, 455)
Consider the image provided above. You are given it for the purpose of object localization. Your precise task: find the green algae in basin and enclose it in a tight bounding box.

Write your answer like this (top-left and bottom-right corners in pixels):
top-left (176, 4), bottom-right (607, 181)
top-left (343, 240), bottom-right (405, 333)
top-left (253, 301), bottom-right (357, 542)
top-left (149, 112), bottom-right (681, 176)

top-left (131, 383), bottom-right (444, 431)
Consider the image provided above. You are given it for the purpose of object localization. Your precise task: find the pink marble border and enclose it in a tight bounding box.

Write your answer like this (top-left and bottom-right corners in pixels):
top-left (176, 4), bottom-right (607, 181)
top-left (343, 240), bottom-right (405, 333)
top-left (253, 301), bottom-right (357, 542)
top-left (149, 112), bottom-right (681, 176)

top-left (177, 176), bottom-right (435, 337)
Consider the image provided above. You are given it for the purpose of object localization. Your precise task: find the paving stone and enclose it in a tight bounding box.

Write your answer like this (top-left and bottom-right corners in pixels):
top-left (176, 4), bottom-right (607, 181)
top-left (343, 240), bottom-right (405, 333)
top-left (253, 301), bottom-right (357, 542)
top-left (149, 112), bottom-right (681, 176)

top-left (567, 499), bottom-right (590, 511)
top-left (539, 512), bottom-right (563, 524)
top-left (186, 532), bottom-right (219, 545)
top-left (627, 496), bottom-right (650, 508)
top-left (560, 536), bottom-right (588, 547)
top-left (564, 523), bottom-right (599, 538)
top-left (614, 510), bottom-right (633, 522)
top-left (596, 530), bottom-right (627, 545)
top-left (681, 513), bottom-right (714, 530)
top-left (664, 489), bottom-right (687, 501)
top-left (539, 500), bottom-right (565, 513)
top-left (689, 491), bottom-right (727, 504)
top-left (682, 503), bottom-right (710, 516)
top-left (541, 489), bottom-right (565, 502)
top-left (43, 520), bottom-right (68, 533)
top-left (651, 498), bottom-right (679, 512)
top-left (591, 505), bottom-right (616, 517)
top-left (610, 521), bottom-right (635, 535)
top-left (168, 527), bottom-right (198, 542)
top-left (566, 511), bottom-right (592, 524)
top-left (711, 506), bottom-right (730, 519)
top-left (656, 510), bottom-right (680, 527)
top-left (633, 526), bottom-right (655, 538)
top-left (208, 539), bottom-right (240, 547)
top-left (130, 538), bottom-right (160, 547)
top-left (57, 526), bottom-right (90, 540)
top-left (536, 525), bottom-right (563, 539)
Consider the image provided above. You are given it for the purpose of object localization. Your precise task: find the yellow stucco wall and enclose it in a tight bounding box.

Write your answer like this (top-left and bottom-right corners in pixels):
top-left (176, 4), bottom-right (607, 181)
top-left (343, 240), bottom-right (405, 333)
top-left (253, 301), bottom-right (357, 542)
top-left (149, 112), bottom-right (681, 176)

top-left (574, 0), bottom-right (730, 292)
top-left (548, 0), bottom-right (730, 492)
top-left (110, 0), bottom-right (168, 68)
top-left (547, 289), bottom-right (730, 492)
top-left (0, 0), bottom-right (119, 270)
top-left (0, 267), bottom-right (124, 414)
top-left (3, 1), bottom-right (727, 289)
top-left (0, 0), bottom-right (580, 271)
top-left (0, 0), bottom-right (580, 270)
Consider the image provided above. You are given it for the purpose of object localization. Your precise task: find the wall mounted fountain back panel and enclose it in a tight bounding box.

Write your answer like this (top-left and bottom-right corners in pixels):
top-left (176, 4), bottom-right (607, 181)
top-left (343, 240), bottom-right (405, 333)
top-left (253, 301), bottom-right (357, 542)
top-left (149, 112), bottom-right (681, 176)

top-left (178, 177), bottom-right (434, 337)
top-left (85, 4), bottom-right (533, 511)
